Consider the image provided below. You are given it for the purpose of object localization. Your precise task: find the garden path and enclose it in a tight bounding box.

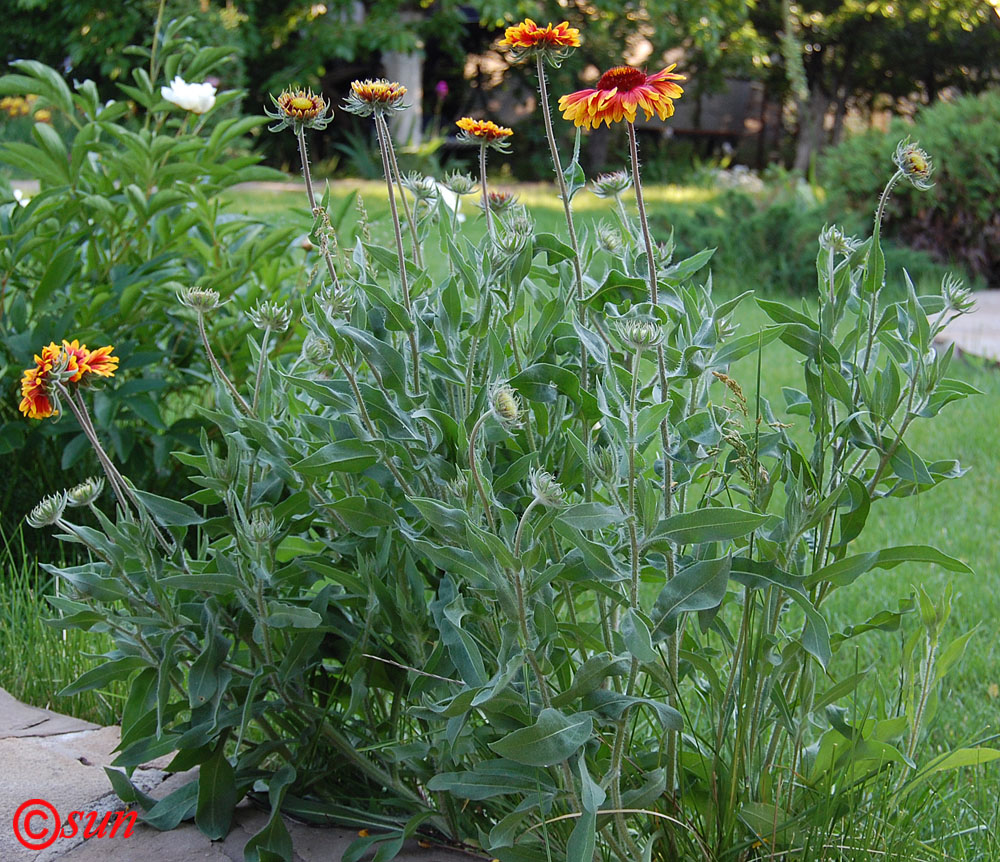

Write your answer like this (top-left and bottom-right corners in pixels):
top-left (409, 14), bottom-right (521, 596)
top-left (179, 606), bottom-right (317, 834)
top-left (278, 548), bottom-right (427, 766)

top-left (0, 689), bottom-right (480, 862)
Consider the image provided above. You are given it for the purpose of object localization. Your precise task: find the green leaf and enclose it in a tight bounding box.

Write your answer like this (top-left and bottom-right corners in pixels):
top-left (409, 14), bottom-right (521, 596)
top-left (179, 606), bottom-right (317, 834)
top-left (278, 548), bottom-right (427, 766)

top-left (621, 609), bottom-right (657, 663)
top-left (196, 742), bottom-right (237, 840)
top-left (142, 780), bottom-right (198, 831)
top-left (559, 502), bottom-right (624, 531)
top-left (805, 544), bottom-right (971, 588)
top-left (650, 556), bottom-right (731, 639)
top-left (133, 489), bottom-right (205, 526)
top-left (59, 656), bottom-right (149, 696)
top-left (909, 748), bottom-right (1000, 789)
top-left (488, 708), bottom-right (593, 767)
top-left (291, 440), bottom-right (378, 476)
top-left (427, 761), bottom-right (554, 799)
top-left (645, 508), bottom-right (767, 548)
top-left (265, 602), bottom-right (323, 628)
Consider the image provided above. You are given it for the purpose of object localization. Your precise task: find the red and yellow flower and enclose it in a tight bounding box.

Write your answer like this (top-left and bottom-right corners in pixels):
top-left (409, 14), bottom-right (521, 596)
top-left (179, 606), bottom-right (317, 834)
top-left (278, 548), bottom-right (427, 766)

top-left (500, 19), bottom-right (580, 61)
top-left (265, 87), bottom-right (333, 132)
top-left (559, 64), bottom-right (685, 129)
top-left (344, 79), bottom-right (408, 117)
top-left (18, 340), bottom-right (118, 420)
top-left (456, 118), bottom-right (513, 150)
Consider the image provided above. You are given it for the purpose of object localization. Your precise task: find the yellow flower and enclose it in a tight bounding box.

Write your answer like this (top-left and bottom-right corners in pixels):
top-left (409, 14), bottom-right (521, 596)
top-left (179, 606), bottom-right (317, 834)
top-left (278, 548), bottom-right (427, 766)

top-left (344, 79), bottom-right (408, 117)
top-left (18, 340), bottom-right (118, 421)
top-left (500, 19), bottom-right (580, 64)
top-left (559, 64), bottom-right (685, 129)
top-left (265, 87), bottom-right (333, 132)
top-left (456, 117), bottom-right (513, 151)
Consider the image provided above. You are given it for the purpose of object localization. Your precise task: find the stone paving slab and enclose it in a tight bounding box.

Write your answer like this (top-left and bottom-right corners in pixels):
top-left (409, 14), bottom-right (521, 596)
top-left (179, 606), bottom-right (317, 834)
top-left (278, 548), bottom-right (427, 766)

top-left (934, 290), bottom-right (1000, 362)
top-left (0, 690), bottom-right (483, 862)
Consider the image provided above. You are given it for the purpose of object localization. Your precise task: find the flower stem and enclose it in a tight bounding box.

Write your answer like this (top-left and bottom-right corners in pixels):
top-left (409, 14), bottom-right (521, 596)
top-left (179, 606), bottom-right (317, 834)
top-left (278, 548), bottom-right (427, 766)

top-left (197, 312), bottom-right (253, 415)
top-left (478, 145), bottom-right (495, 242)
top-left (467, 412), bottom-right (496, 531)
top-left (296, 128), bottom-right (341, 291)
top-left (376, 114), bottom-right (424, 269)
top-left (373, 114), bottom-right (422, 396)
top-left (535, 56), bottom-right (588, 389)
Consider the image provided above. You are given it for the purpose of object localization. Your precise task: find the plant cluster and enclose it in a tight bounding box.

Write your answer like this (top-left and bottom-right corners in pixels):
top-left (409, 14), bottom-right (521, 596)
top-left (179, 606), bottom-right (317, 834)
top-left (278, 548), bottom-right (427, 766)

top-left (0, 17), bottom-right (303, 541)
top-left (820, 90), bottom-right (1000, 288)
top-left (17, 17), bottom-right (998, 862)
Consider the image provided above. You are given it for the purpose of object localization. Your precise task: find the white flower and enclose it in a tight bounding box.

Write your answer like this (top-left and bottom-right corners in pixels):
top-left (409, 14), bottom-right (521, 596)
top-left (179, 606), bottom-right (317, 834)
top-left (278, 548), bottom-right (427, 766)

top-left (13, 188), bottom-right (29, 207)
top-left (161, 76), bottom-right (217, 114)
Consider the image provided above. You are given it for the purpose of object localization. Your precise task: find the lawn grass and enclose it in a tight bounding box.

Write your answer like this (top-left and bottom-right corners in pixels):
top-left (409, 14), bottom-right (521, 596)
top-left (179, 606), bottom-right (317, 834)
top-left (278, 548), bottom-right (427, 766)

top-left (2, 178), bottom-right (996, 854)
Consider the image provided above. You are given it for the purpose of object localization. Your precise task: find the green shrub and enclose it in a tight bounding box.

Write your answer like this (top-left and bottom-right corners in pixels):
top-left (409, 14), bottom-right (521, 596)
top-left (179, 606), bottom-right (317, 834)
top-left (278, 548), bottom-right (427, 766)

top-left (654, 171), bottom-right (963, 296)
top-left (22, 57), bottom-right (998, 861)
top-left (0, 19), bottom-right (304, 541)
top-left (820, 90), bottom-right (1000, 287)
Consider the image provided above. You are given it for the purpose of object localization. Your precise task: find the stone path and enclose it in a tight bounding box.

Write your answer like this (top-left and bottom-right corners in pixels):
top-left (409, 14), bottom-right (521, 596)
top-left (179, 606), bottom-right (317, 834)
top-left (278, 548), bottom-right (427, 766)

top-left (0, 689), bottom-right (481, 862)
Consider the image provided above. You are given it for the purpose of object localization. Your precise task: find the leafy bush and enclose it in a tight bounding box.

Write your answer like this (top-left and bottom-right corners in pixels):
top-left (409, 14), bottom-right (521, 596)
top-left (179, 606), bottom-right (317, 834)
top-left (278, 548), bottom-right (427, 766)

top-left (18, 47), bottom-right (998, 862)
top-left (653, 170), bottom-right (963, 296)
top-left (820, 90), bottom-right (1000, 287)
top-left (0, 19), bottom-right (302, 540)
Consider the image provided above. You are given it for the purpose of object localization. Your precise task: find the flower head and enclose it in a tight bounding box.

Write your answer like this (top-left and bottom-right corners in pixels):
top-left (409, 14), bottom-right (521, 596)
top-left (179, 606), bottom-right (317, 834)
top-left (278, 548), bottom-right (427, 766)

top-left (478, 189), bottom-right (519, 216)
top-left (178, 286), bottom-right (222, 313)
top-left (248, 299), bottom-right (292, 332)
top-left (490, 382), bottom-right (523, 429)
top-left (266, 87), bottom-right (333, 132)
top-left (401, 171), bottom-right (439, 202)
top-left (456, 118), bottom-right (513, 152)
top-left (18, 340), bottom-right (118, 420)
top-left (615, 318), bottom-right (662, 352)
top-left (819, 224), bottom-right (861, 256)
top-left (559, 64), bottom-right (685, 129)
top-left (435, 80), bottom-right (449, 99)
top-left (442, 170), bottom-right (477, 196)
top-left (500, 19), bottom-right (581, 65)
top-left (591, 170), bottom-right (633, 199)
top-left (66, 476), bottom-right (104, 507)
top-left (27, 492), bottom-right (67, 528)
top-left (596, 221), bottom-right (626, 254)
top-left (529, 468), bottom-right (565, 508)
top-left (161, 76), bottom-right (217, 114)
top-left (894, 139), bottom-right (934, 190)
top-left (343, 79), bottom-right (408, 118)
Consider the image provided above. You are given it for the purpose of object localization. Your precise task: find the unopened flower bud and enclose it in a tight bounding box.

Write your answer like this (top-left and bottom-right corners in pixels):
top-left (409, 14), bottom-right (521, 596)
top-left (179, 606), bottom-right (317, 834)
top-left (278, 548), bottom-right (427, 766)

top-left (894, 139), bottom-right (933, 190)
top-left (249, 299), bottom-right (292, 332)
top-left (442, 171), bottom-right (477, 195)
top-left (591, 170), bottom-right (632, 199)
top-left (529, 468), bottom-right (564, 508)
top-left (818, 224), bottom-right (860, 255)
top-left (179, 286), bottom-right (221, 313)
top-left (28, 492), bottom-right (67, 528)
top-left (401, 171), bottom-right (439, 202)
top-left (66, 476), bottom-right (104, 507)
top-left (596, 221), bottom-right (625, 254)
top-left (616, 318), bottom-right (662, 352)
top-left (247, 506), bottom-right (277, 545)
top-left (490, 383), bottom-right (523, 428)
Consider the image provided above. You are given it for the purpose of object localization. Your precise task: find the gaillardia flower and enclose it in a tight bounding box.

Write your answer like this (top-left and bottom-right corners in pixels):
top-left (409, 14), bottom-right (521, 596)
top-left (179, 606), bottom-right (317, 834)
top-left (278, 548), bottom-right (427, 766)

top-left (343, 79), bottom-right (408, 117)
top-left (18, 340), bottom-right (118, 420)
top-left (893, 139), bottom-right (934, 190)
top-left (456, 118), bottom-right (513, 151)
top-left (559, 64), bottom-right (685, 129)
top-left (266, 87), bottom-right (333, 132)
top-left (500, 19), bottom-right (580, 64)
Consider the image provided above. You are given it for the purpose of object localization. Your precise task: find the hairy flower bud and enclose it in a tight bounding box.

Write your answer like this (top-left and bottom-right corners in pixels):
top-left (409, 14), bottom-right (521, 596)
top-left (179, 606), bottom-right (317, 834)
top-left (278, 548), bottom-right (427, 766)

top-left (28, 492), bottom-right (67, 528)
top-left (442, 171), bottom-right (477, 196)
top-left (247, 506), bottom-right (277, 545)
top-left (401, 172), bottom-right (438, 202)
top-left (178, 286), bottom-right (221, 313)
top-left (941, 274), bottom-right (975, 315)
top-left (616, 318), bottom-right (662, 352)
top-left (894, 139), bottom-right (934, 190)
top-left (818, 224), bottom-right (860, 255)
top-left (596, 221), bottom-right (625, 254)
top-left (66, 476), bottom-right (104, 507)
top-left (529, 468), bottom-right (564, 508)
top-left (249, 299), bottom-right (292, 332)
top-left (591, 170), bottom-right (632, 199)
top-left (490, 383), bottom-right (523, 429)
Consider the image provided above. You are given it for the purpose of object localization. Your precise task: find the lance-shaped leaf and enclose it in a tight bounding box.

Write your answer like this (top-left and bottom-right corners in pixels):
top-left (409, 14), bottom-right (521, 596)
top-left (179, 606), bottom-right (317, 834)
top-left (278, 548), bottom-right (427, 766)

top-left (488, 708), bottom-right (593, 767)
top-left (650, 556), bottom-right (731, 640)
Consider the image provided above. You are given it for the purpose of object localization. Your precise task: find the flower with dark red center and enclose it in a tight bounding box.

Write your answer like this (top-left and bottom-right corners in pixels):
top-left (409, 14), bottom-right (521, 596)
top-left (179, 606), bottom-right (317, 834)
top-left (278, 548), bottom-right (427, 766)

top-left (559, 64), bottom-right (685, 129)
top-left (18, 340), bottom-right (118, 420)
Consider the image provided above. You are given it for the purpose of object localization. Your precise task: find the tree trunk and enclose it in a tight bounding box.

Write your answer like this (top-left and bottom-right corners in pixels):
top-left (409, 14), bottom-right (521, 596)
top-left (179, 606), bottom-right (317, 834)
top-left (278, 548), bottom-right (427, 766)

top-left (382, 13), bottom-right (424, 146)
top-left (793, 85), bottom-right (831, 174)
